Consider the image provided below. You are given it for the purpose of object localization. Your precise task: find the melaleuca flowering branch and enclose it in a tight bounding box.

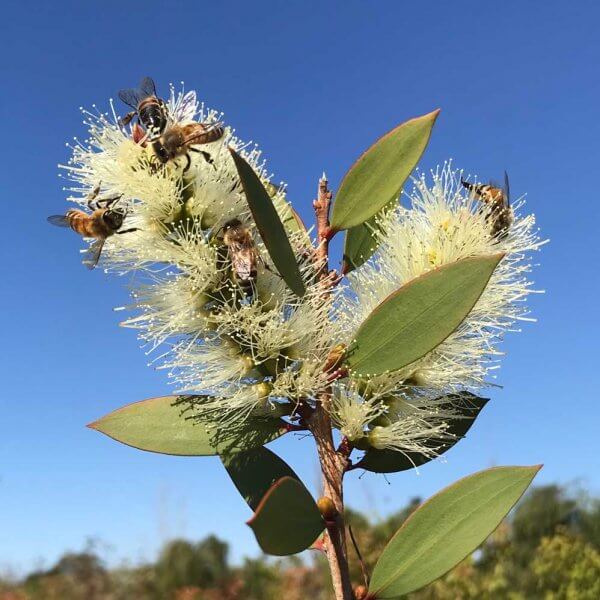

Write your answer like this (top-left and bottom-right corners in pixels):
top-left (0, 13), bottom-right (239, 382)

top-left (52, 81), bottom-right (545, 600)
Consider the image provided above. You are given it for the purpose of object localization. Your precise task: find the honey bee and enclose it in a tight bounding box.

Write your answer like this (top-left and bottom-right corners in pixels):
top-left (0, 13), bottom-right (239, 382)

top-left (118, 76), bottom-right (169, 142)
top-left (221, 219), bottom-right (258, 296)
top-left (461, 171), bottom-right (513, 238)
top-left (47, 184), bottom-right (137, 269)
top-left (151, 122), bottom-right (224, 171)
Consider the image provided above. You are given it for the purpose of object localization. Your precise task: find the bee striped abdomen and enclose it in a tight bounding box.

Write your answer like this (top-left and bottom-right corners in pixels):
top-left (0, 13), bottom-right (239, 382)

top-left (489, 206), bottom-right (513, 238)
top-left (66, 210), bottom-right (92, 235)
top-left (181, 122), bottom-right (225, 145)
top-left (66, 210), bottom-right (109, 238)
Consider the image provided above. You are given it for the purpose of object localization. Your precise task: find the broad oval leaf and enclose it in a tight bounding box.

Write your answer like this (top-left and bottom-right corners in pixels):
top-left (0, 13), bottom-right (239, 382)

top-left (356, 393), bottom-right (488, 473)
top-left (229, 149), bottom-right (305, 297)
top-left (247, 476), bottom-right (325, 556)
top-left (330, 109), bottom-right (439, 231)
top-left (369, 465), bottom-right (541, 598)
top-left (222, 446), bottom-right (299, 511)
top-left (88, 396), bottom-right (286, 456)
top-left (345, 254), bottom-right (503, 377)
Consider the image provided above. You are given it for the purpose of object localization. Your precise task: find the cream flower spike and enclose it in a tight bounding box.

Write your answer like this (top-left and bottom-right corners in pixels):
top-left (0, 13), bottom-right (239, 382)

top-left (59, 83), bottom-right (342, 428)
top-left (340, 162), bottom-right (546, 394)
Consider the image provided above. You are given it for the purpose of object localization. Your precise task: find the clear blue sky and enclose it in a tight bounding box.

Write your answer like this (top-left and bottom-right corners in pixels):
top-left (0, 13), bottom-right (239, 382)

top-left (1, 0), bottom-right (599, 574)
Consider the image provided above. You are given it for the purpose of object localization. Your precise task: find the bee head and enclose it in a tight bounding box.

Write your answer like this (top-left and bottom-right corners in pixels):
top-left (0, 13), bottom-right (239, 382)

top-left (223, 218), bottom-right (242, 232)
top-left (103, 209), bottom-right (125, 231)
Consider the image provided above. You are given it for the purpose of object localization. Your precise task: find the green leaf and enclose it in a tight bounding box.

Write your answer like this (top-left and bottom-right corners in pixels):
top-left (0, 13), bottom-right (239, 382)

top-left (369, 465), bottom-right (542, 598)
top-left (88, 396), bottom-right (286, 456)
top-left (342, 201), bottom-right (394, 273)
top-left (229, 149), bottom-right (305, 297)
top-left (222, 446), bottom-right (299, 511)
top-left (356, 393), bottom-right (489, 473)
top-left (331, 109), bottom-right (439, 232)
top-left (247, 476), bottom-right (325, 556)
top-left (265, 182), bottom-right (311, 245)
top-left (345, 254), bottom-right (503, 377)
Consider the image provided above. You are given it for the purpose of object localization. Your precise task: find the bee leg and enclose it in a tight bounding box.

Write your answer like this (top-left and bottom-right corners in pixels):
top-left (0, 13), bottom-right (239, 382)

top-left (86, 182), bottom-right (102, 209)
top-left (116, 228), bottom-right (139, 234)
top-left (132, 122), bottom-right (147, 145)
top-left (248, 279), bottom-right (257, 300)
top-left (182, 153), bottom-right (192, 173)
top-left (96, 194), bottom-right (124, 209)
top-left (118, 111), bottom-right (136, 128)
top-left (190, 148), bottom-right (216, 169)
top-left (149, 155), bottom-right (161, 174)
top-left (243, 281), bottom-right (253, 298)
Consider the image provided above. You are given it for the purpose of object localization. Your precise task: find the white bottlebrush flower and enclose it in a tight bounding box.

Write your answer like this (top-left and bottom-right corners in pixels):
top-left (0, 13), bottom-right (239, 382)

top-left (328, 163), bottom-right (545, 462)
top-left (340, 162), bottom-right (545, 393)
top-left (364, 393), bottom-right (457, 463)
top-left (331, 384), bottom-right (386, 442)
top-left (119, 275), bottom-right (216, 352)
top-left (57, 83), bottom-right (340, 429)
top-left (161, 337), bottom-right (255, 395)
top-left (174, 382), bottom-right (278, 431)
top-left (368, 419), bottom-right (450, 460)
top-left (330, 383), bottom-right (461, 460)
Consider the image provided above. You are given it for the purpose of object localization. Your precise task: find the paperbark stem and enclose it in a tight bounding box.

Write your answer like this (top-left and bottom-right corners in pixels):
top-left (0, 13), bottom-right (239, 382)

top-left (310, 174), bottom-right (354, 600)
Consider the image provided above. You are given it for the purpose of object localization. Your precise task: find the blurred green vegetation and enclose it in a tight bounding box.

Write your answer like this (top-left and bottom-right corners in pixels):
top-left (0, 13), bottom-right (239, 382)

top-left (1, 483), bottom-right (598, 599)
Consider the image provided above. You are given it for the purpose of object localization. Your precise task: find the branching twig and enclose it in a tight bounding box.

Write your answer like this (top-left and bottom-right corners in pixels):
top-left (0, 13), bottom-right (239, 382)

top-left (313, 172), bottom-right (334, 271)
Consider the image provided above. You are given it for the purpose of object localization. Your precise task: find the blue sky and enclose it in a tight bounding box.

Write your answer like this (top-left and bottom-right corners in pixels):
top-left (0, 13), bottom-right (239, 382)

top-left (1, 0), bottom-right (599, 574)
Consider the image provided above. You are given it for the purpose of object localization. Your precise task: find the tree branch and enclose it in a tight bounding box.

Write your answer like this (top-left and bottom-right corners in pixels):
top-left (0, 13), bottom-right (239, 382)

top-left (309, 173), bottom-right (354, 600)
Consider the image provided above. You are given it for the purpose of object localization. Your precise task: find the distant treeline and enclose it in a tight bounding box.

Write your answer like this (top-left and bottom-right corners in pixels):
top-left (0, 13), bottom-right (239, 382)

top-left (1, 484), bottom-right (599, 599)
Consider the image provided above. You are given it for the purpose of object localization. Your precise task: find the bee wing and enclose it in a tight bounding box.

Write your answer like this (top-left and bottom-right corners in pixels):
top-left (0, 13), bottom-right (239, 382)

top-left (118, 87), bottom-right (144, 109)
top-left (139, 76), bottom-right (157, 98)
top-left (504, 171), bottom-right (511, 206)
top-left (82, 239), bottom-right (105, 270)
top-left (47, 215), bottom-right (71, 228)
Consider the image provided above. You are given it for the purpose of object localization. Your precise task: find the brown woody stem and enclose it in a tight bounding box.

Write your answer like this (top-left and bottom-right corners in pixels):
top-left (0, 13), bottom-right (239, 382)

top-left (309, 174), bottom-right (354, 600)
